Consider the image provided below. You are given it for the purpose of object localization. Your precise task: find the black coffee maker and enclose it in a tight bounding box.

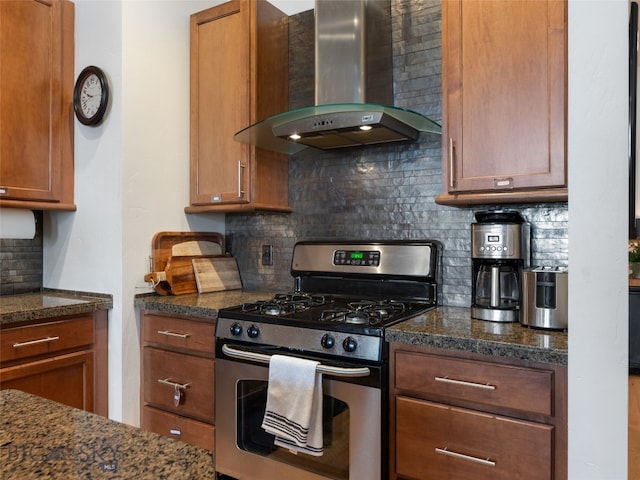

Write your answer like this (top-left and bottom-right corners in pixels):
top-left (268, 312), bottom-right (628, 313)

top-left (471, 210), bottom-right (531, 322)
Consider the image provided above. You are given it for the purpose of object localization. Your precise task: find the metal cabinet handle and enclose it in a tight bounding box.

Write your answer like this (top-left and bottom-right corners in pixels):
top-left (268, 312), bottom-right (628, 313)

top-left (157, 378), bottom-right (190, 390)
top-left (448, 137), bottom-right (455, 189)
top-left (237, 161), bottom-right (245, 198)
top-left (157, 330), bottom-right (190, 339)
top-left (222, 344), bottom-right (371, 378)
top-left (434, 376), bottom-right (496, 390)
top-left (169, 428), bottom-right (182, 436)
top-left (435, 447), bottom-right (496, 467)
top-left (13, 336), bottom-right (60, 348)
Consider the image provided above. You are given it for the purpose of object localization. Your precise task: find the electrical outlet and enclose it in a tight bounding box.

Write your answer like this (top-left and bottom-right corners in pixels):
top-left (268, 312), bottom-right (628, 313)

top-left (261, 244), bottom-right (273, 266)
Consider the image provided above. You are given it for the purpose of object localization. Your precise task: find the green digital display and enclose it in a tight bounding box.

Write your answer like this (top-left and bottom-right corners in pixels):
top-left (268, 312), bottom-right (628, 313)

top-left (350, 252), bottom-right (364, 260)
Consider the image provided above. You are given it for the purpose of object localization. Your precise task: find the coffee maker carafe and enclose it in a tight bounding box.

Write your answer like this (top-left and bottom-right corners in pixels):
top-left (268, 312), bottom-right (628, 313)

top-left (471, 210), bottom-right (530, 322)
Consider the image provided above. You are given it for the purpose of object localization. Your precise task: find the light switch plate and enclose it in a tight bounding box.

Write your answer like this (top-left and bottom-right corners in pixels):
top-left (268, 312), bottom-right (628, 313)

top-left (261, 244), bottom-right (273, 266)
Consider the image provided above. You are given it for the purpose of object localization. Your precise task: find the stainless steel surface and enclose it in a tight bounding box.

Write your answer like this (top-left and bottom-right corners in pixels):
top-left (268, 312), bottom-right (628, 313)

top-left (470, 305), bottom-right (519, 323)
top-left (490, 265), bottom-right (500, 307)
top-left (217, 317), bottom-right (383, 362)
top-left (315, 0), bottom-right (391, 106)
top-left (434, 376), bottom-right (496, 391)
top-left (434, 447), bottom-right (496, 467)
top-left (471, 214), bottom-right (531, 323)
top-left (471, 223), bottom-right (531, 261)
top-left (222, 344), bottom-right (371, 377)
top-left (232, 0), bottom-right (441, 153)
top-left (291, 241), bottom-right (438, 278)
top-left (12, 336), bottom-right (59, 348)
top-left (521, 268), bottom-right (568, 330)
top-left (215, 357), bottom-right (382, 480)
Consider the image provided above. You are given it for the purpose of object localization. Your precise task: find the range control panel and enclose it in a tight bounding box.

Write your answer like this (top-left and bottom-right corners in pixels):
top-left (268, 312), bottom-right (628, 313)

top-left (333, 250), bottom-right (380, 266)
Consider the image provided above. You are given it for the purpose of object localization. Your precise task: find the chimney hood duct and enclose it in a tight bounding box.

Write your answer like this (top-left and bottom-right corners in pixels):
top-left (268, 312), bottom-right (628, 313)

top-left (233, 0), bottom-right (441, 154)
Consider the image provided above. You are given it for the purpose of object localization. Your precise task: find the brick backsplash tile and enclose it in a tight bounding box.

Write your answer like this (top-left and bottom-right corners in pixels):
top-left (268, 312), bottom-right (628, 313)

top-left (225, 0), bottom-right (569, 307)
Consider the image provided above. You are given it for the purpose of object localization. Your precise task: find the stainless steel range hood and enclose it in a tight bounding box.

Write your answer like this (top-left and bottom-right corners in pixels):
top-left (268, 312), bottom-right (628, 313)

top-left (233, 0), bottom-right (441, 155)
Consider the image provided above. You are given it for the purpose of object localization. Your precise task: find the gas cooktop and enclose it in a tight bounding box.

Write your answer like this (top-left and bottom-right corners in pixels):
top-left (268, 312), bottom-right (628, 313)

top-left (216, 240), bottom-right (441, 362)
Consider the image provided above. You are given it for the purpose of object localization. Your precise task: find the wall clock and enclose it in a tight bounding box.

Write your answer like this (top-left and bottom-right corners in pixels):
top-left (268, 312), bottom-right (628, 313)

top-left (73, 66), bottom-right (110, 126)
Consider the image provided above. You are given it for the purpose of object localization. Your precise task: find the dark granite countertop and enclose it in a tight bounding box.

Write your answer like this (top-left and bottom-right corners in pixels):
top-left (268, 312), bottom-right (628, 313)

top-left (0, 290), bottom-right (113, 327)
top-left (386, 306), bottom-right (568, 365)
top-left (134, 290), bottom-right (274, 320)
top-left (0, 389), bottom-right (214, 479)
top-left (135, 292), bottom-right (567, 366)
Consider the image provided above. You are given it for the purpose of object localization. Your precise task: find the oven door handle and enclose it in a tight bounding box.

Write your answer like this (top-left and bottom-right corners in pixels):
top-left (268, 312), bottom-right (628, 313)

top-left (221, 344), bottom-right (371, 378)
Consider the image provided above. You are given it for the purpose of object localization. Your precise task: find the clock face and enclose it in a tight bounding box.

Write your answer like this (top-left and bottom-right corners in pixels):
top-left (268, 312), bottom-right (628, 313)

top-left (73, 66), bottom-right (109, 126)
top-left (79, 73), bottom-right (103, 118)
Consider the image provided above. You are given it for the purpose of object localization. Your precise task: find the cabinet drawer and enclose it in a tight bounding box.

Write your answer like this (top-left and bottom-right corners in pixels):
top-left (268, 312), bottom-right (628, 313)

top-left (1, 317), bottom-right (94, 364)
top-left (394, 351), bottom-right (553, 415)
top-left (142, 314), bottom-right (214, 355)
top-left (142, 405), bottom-right (214, 452)
top-left (143, 347), bottom-right (214, 422)
top-left (396, 396), bottom-right (553, 480)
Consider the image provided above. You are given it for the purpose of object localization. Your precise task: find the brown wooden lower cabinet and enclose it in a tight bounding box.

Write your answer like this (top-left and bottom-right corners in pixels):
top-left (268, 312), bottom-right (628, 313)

top-left (0, 311), bottom-right (108, 416)
top-left (390, 343), bottom-right (567, 480)
top-left (140, 312), bottom-right (215, 452)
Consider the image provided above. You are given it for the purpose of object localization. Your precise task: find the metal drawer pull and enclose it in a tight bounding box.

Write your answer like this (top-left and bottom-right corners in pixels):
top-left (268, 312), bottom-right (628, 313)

top-left (435, 447), bottom-right (496, 467)
top-left (435, 376), bottom-right (496, 390)
top-left (12, 336), bottom-right (60, 348)
top-left (157, 378), bottom-right (190, 390)
top-left (222, 344), bottom-right (371, 378)
top-left (169, 428), bottom-right (182, 436)
top-left (157, 330), bottom-right (190, 339)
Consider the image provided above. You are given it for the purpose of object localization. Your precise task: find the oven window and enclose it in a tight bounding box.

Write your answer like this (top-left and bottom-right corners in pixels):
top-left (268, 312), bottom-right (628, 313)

top-left (237, 380), bottom-right (350, 480)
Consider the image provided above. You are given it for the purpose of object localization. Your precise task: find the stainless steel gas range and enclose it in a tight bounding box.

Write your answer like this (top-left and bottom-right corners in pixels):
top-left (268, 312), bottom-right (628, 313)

top-left (215, 240), bottom-right (441, 480)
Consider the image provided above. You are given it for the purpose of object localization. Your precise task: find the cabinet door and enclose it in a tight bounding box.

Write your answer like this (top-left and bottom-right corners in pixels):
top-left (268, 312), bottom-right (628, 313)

top-left (0, 351), bottom-right (94, 412)
top-left (190, 0), bottom-right (251, 207)
top-left (395, 396), bottom-right (553, 480)
top-left (0, 0), bottom-right (74, 208)
top-left (442, 0), bottom-right (566, 194)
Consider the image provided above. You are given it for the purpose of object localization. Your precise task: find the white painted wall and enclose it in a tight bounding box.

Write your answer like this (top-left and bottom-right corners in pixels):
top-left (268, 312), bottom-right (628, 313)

top-left (568, 1), bottom-right (628, 478)
top-left (41, 0), bottom-right (629, 477)
top-left (44, 0), bottom-right (224, 425)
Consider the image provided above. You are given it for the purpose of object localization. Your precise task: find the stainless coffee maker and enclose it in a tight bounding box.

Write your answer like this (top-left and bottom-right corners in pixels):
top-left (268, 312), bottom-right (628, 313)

top-left (471, 210), bottom-right (530, 322)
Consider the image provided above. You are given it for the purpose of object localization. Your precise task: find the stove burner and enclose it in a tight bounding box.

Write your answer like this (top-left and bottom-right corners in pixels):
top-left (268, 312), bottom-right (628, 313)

top-left (241, 293), bottom-right (331, 316)
top-left (317, 300), bottom-right (409, 326)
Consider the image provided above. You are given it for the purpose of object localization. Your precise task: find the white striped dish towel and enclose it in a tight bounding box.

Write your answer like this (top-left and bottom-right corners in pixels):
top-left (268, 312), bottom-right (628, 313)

top-left (261, 354), bottom-right (324, 456)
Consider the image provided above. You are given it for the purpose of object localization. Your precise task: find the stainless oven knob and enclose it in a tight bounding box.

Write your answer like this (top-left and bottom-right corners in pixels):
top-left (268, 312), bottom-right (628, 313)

top-left (320, 334), bottom-right (335, 349)
top-left (230, 323), bottom-right (243, 336)
top-left (342, 337), bottom-right (357, 353)
top-left (247, 325), bottom-right (260, 338)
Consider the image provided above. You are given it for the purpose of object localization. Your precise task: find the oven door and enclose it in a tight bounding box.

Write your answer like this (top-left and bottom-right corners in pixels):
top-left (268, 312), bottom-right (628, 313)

top-left (215, 343), bottom-right (382, 480)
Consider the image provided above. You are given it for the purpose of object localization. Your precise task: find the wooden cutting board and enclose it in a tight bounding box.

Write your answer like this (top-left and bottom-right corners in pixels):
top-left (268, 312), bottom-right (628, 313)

top-left (192, 257), bottom-right (242, 293)
top-left (150, 231), bottom-right (224, 273)
top-left (144, 231), bottom-right (225, 295)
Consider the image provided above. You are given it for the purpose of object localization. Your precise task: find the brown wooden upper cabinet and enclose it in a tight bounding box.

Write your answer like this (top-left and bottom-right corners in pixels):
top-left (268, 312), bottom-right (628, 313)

top-left (186, 0), bottom-right (291, 214)
top-left (436, 0), bottom-right (567, 206)
top-left (0, 0), bottom-right (75, 211)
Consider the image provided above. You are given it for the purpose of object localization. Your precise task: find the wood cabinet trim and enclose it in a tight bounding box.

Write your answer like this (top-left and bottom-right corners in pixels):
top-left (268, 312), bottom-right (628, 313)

top-left (0, 0), bottom-right (75, 210)
top-left (440, 0), bottom-right (567, 203)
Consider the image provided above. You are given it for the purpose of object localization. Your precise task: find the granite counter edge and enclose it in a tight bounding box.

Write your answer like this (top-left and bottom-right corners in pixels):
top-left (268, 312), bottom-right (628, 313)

top-left (1, 289), bottom-right (113, 327)
top-left (386, 329), bottom-right (568, 366)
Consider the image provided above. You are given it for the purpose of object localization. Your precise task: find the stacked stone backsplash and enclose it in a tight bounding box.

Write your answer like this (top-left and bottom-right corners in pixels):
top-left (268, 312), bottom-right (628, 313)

top-left (225, 0), bottom-right (568, 307)
top-left (0, 210), bottom-right (43, 295)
